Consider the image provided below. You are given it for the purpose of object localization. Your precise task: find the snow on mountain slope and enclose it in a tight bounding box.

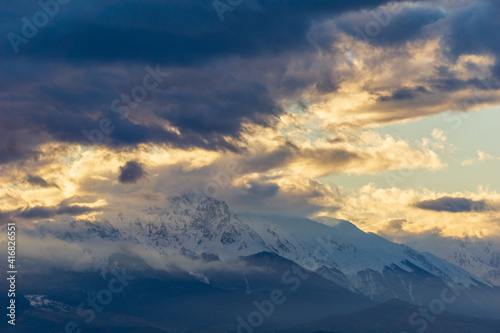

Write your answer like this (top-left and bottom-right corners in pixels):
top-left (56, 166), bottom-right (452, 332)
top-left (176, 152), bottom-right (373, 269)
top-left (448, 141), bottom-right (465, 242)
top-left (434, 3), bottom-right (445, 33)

top-left (24, 295), bottom-right (70, 313)
top-left (407, 234), bottom-right (500, 286)
top-left (113, 196), bottom-right (487, 288)
top-left (242, 214), bottom-right (486, 293)
top-left (29, 195), bottom-right (494, 303)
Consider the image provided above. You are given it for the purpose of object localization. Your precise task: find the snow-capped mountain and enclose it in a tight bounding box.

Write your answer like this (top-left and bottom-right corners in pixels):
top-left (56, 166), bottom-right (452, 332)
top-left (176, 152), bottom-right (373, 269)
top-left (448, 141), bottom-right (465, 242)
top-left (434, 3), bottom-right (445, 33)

top-left (29, 195), bottom-right (500, 317)
top-left (244, 214), bottom-right (482, 288)
top-left (123, 196), bottom-right (268, 259)
top-left (82, 196), bottom-right (487, 294)
top-left (406, 234), bottom-right (500, 287)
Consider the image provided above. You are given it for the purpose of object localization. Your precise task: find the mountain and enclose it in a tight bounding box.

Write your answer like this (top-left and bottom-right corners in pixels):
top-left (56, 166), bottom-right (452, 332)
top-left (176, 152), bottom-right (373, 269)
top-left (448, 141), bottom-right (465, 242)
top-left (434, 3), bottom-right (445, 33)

top-left (282, 298), bottom-right (500, 333)
top-left (4, 195), bottom-right (500, 332)
top-left (406, 234), bottom-right (500, 287)
top-left (1, 251), bottom-right (375, 333)
top-left (94, 197), bottom-right (500, 317)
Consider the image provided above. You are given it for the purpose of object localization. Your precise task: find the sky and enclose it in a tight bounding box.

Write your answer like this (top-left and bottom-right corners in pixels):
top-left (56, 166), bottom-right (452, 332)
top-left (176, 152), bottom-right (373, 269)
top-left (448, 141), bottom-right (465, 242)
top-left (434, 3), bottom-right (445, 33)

top-left (2, 0), bottom-right (500, 241)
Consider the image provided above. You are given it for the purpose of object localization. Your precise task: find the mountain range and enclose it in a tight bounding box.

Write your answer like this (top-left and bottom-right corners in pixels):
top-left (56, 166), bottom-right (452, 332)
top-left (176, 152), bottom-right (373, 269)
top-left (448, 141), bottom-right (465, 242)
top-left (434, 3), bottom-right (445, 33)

top-left (2, 195), bottom-right (500, 332)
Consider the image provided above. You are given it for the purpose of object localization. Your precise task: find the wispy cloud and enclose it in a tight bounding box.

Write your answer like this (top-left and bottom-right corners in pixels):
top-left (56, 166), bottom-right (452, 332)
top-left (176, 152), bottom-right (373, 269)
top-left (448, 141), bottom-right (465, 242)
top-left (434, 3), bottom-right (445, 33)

top-left (462, 150), bottom-right (498, 165)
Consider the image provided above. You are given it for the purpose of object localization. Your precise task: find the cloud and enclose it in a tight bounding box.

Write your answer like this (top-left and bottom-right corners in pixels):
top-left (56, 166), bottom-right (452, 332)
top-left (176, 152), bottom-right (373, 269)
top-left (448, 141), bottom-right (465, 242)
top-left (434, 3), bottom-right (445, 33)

top-left (0, 191), bottom-right (105, 221)
top-left (266, 129), bottom-right (445, 177)
top-left (0, 211), bottom-right (14, 226)
top-left (379, 86), bottom-right (429, 101)
top-left (0, 61), bottom-right (283, 153)
top-left (414, 196), bottom-right (489, 213)
top-left (0, 130), bottom-right (43, 165)
top-left (5, 0), bottom-right (492, 161)
top-left (118, 160), bottom-right (146, 184)
top-left (1, 0), bottom-right (500, 165)
top-left (335, 3), bottom-right (446, 47)
top-left (0, 0), bottom-right (402, 63)
top-left (4, 217), bottom-right (260, 275)
top-left (0, 0), bottom-right (406, 157)
top-left (431, 128), bottom-right (447, 142)
top-left (478, 150), bottom-right (496, 162)
top-left (18, 203), bottom-right (99, 219)
top-left (442, 0), bottom-right (500, 65)
top-left (0, 122), bottom-right (448, 223)
top-left (25, 175), bottom-right (50, 187)
top-left (462, 150), bottom-right (498, 165)
top-left (386, 218), bottom-right (408, 230)
top-left (2, 0), bottom-right (500, 236)
top-left (246, 181), bottom-right (280, 198)
top-left (25, 175), bottom-right (59, 188)
top-left (319, 184), bottom-right (500, 239)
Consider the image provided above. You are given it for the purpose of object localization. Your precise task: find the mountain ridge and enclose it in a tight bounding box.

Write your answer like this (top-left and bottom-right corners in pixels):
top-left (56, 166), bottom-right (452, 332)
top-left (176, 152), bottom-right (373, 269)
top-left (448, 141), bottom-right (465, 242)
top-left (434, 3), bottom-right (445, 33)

top-left (13, 195), bottom-right (500, 321)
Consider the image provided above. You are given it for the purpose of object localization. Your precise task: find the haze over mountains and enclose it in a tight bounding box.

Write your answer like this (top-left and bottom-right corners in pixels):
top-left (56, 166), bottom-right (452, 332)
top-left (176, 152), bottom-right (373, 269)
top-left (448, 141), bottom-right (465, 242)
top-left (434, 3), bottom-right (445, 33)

top-left (3, 196), bottom-right (500, 332)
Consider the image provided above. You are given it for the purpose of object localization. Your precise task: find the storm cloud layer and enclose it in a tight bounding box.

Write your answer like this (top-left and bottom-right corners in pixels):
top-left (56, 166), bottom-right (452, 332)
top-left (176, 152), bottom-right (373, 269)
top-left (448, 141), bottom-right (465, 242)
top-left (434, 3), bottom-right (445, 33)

top-left (3, 0), bottom-right (500, 159)
top-left (1, 0), bottom-right (407, 158)
top-left (2, 0), bottom-right (500, 238)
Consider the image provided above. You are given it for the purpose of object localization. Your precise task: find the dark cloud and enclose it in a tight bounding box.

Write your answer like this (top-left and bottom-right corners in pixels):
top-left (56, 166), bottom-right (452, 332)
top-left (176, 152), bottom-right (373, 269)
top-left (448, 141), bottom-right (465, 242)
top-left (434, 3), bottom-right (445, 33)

top-left (414, 197), bottom-right (490, 213)
top-left (18, 203), bottom-right (97, 219)
top-left (0, 0), bottom-right (402, 63)
top-left (119, 160), bottom-right (146, 184)
top-left (26, 175), bottom-right (49, 187)
top-left (440, 0), bottom-right (500, 83)
top-left (387, 218), bottom-right (408, 230)
top-left (160, 81), bottom-right (279, 136)
top-left (18, 206), bottom-right (55, 219)
top-left (0, 61), bottom-right (282, 152)
top-left (25, 175), bottom-right (59, 188)
top-left (2, 0), bottom-right (500, 165)
top-left (336, 5), bottom-right (445, 47)
top-left (380, 86), bottom-right (428, 101)
top-left (0, 131), bottom-right (41, 165)
top-left (375, 6), bottom-right (445, 45)
top-left (246, 182), bottom-right (280, 198)
top-left (442, 0), bottom-right (500, 60)
top-left (0, 0), bottom-right (405, 159)
top-left (223, 176), bottom-right (341, 217)
top-left (0, 211), bottom-right (14, 226)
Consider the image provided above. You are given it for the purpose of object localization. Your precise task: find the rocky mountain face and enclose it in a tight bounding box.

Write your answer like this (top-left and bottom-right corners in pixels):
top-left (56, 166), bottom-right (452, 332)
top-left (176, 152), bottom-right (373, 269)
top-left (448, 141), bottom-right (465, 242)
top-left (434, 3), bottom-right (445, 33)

top-left (123, 196), bottom-right (268, 259)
